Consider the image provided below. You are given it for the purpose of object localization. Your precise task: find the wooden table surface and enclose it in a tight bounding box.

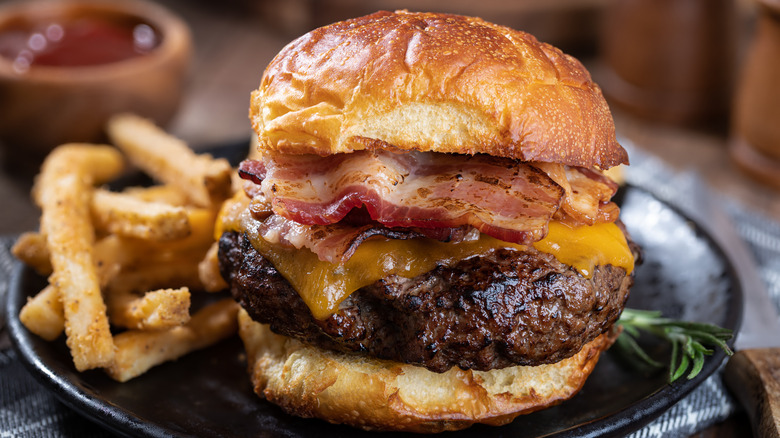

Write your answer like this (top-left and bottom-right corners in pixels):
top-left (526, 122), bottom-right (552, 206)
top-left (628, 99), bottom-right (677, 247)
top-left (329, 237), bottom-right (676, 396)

top-left (1, 0), bottom-right (773, 436)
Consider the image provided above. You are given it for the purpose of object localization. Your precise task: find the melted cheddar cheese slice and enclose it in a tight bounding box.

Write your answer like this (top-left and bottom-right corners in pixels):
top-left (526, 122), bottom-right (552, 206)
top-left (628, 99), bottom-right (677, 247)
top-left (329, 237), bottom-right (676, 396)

top-left (218, 192), bottom-right (635, 320)
top-left (535, 221), bottom-right (635, 279)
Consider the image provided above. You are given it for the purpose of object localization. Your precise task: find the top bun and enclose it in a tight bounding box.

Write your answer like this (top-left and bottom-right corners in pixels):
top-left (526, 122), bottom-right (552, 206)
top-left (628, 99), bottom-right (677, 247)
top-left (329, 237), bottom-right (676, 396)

top-left (250, 10), bottom-right (627, 169)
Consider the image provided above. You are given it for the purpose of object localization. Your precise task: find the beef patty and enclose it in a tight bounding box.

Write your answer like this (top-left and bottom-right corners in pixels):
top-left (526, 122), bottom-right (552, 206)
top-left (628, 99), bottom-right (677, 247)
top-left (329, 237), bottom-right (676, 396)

top-left (219, 230), bottom-right (637, 373)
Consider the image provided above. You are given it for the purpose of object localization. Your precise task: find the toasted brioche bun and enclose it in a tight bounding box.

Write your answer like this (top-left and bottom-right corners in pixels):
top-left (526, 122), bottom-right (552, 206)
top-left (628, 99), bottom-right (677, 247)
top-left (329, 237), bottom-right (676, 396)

top-left (250, 10), bottom-right (626, 169)
top-left (237, 308), bottom-right (616, 433)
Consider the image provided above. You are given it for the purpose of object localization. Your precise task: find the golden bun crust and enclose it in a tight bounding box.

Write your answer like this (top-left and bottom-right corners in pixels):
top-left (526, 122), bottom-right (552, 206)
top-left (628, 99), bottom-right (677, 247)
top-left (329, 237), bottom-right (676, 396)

top-left (237, 308), bottom-right (615, 433)
top-left (250, 10), bottom-right (627, 169)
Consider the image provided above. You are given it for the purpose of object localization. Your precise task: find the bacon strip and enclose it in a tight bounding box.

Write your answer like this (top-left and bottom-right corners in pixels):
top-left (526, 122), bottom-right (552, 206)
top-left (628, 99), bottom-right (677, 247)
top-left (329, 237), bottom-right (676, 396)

top-left (239, 151), bottom-right (566, 244)
top-left (251, 211), bottom-right (480, 263)
top-left (237, 151), bottom-right (621, 263)
top-left (533, 162), bottom-right (619, 225)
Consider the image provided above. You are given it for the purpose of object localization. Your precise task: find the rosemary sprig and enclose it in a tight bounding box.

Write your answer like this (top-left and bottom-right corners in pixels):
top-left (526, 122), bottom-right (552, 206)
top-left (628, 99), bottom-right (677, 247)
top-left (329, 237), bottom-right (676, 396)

top-left (615, 308), bottom-right (734, 383)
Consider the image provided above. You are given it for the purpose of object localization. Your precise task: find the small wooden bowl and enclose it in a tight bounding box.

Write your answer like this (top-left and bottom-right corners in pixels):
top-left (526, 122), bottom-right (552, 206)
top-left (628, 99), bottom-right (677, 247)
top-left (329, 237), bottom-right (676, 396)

top-left (0, 0), bottom-right (192, 166)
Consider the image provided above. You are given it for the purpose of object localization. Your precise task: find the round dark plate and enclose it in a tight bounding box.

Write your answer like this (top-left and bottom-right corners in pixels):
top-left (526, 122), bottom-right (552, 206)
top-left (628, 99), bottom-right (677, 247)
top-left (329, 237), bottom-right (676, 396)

top-left (5, 184), bottom-right (741, 438)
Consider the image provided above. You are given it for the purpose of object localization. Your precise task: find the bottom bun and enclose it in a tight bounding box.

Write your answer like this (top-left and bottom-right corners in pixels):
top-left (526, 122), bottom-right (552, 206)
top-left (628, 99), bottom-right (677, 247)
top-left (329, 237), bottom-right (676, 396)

top-left (237, 308), bottom-right (617, 433)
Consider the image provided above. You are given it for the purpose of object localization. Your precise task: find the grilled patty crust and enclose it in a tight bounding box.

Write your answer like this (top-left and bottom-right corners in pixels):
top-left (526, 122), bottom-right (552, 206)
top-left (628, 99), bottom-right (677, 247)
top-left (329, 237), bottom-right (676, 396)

top-left (218, 230), bottom-right (638, 372)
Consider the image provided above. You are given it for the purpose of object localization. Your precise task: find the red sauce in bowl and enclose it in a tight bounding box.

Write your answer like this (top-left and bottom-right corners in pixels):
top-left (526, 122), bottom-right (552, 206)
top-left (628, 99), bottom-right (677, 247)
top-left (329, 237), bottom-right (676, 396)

top-left (0, 14), bottom-right (159, 72)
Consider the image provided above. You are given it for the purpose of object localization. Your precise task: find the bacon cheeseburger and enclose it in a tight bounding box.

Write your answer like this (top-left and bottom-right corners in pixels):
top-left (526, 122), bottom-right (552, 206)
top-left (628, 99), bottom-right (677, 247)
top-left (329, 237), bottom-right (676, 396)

top-left (217, 10), bottom-right (639, 433)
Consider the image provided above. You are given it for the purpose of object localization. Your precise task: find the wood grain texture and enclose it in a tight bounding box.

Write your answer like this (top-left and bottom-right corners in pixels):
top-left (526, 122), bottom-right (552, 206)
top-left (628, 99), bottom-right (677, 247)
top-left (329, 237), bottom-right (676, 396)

top-left (724, 348), bottom-right (780, 438)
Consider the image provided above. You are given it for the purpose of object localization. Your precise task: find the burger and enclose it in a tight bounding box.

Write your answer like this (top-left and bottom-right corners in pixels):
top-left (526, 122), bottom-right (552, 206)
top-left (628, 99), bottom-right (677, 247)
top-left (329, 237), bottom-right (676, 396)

top-left (216, 10), bottom-right (639, 433)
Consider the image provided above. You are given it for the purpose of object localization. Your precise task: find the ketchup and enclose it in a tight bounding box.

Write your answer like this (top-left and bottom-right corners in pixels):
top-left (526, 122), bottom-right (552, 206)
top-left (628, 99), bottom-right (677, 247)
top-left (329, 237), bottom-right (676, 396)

top-left (0, 14), bottom-right (159, 73)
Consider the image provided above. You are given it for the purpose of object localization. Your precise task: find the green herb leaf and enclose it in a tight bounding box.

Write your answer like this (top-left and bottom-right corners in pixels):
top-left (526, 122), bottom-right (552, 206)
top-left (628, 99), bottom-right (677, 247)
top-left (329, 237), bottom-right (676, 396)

top-left (615, 308), bottom-right (734, 383)
top-left (613, 330), bottom-right (664, 368)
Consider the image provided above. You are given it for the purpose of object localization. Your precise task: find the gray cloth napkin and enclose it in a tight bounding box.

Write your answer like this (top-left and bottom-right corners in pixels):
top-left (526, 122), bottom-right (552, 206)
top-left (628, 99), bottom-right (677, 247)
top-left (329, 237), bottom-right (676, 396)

top-left (2, 145), bottom-right (777, 437)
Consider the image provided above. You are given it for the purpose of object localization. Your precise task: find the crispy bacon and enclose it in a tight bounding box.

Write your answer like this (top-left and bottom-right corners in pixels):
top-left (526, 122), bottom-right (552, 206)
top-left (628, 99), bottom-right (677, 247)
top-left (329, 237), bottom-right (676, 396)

top-left (533, 162), bottom-right (619, 225)
top-left (239, 151), bottom-right (567, 244)
top-left (253, 211), bottom-right (479, 263)
top-left (237, 151), bottom-right (622, 263)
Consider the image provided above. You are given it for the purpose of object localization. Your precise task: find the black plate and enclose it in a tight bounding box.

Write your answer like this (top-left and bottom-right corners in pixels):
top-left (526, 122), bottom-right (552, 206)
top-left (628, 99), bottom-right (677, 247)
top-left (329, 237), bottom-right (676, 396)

top-left (5, 181), bottom-right (741, 437)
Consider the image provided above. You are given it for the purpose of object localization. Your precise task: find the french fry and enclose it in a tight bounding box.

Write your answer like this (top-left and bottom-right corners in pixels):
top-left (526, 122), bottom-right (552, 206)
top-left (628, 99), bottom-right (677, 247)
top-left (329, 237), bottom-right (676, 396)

top-left (93, 234), bottom-right (129, 287)
top-left (106, 256), bottom-right (205, 293)
top-left (106, 113), bottom-right (233, 208)
top-left (10, 205), bottom-right (201, 282)
top-left (35, 144), bottom-right (124, 371)
top-left (107, 287), bottom-right (191, 331)
top-left (121, 184), bottom-right (191, 206)
top-left (198, 242), bottom-right (228, 292)
top-left (105, 299), bottom-right (239, 382)
top-left (19, 285), bottom-right (64, 341)
top-left (115, 212), bottom-right (215, 273)
top-left (33, 144), bottom-right (125, 203)
top-left (16, 234), bottom-right (130, 340)
top-left (91, 188), bottom-right (191, 241)
top-left (91, 207), bottom-right (214, 277)
top-left (12, 200), bottom-right (201, 278)
top-left (15, 121), bottom-right (239, 380)
top-left (162, 207), bottom-right (217, 252)
top-left (11, 232), bottom-right (52, 276)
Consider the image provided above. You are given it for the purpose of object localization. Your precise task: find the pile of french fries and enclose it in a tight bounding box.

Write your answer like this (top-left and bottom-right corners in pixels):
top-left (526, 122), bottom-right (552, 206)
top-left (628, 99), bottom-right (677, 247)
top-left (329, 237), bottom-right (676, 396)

top-left (12, 113), bottom-right (239, 382)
